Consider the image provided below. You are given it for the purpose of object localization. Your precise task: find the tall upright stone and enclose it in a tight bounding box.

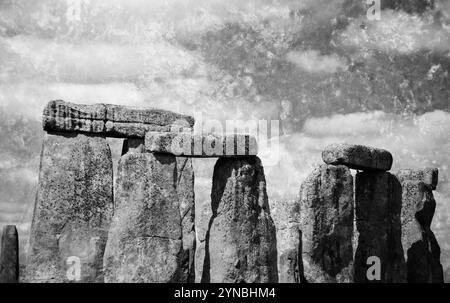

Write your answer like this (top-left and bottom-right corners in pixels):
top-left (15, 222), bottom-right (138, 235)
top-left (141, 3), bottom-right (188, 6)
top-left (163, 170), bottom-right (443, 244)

top-left (103, 153), bottom-right (184, 283)
top-left (299, 164), bottom-right (354, 283)
top-left (397, 178), bottom-right (443, 283)
top-left (25, 133), bottom-right (114, 282)
top-left (202, 157), bottom-right (278, 283)
top-left (0, 225), bottom-right (19, 283)
top-left (354, 171), bottom-right (406, 283)
top-left (176, 157), bottom-right (196, 283)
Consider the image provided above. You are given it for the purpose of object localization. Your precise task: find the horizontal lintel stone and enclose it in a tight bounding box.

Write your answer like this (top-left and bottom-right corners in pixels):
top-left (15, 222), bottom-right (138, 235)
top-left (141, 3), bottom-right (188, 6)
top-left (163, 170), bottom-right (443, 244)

top-left (145, 132), bottom-right (258, 158)
top-left (322, 143), bottom-right (393, 171)
top-left (43, 100), bottom-right (194, 138)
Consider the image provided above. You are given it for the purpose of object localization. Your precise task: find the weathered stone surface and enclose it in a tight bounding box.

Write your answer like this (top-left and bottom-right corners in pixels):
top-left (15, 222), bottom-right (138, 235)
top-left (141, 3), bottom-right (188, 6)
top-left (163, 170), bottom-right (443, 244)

top-left (103, 153), bottom-right (184, 283)
top-left (24, 133), bottom-right (114, 283)
top-left (354, 171), bottom-right (406, 283)
top-left (145, 132), bottom-right (257, 157)
top-left (271, 199), bottom-right (302, 283)
top-left (202, 157), bottom-right (278, 283)
top-left (278, 226), bottom-right (301, 283)
top-left (393, 168), bottom-right (438, 190)
top-left (176, 157), bottom-right (196, 283)
top-left (322, 143), bottom-right (393, 171)
top-left (400, 180), bottom-right (443, 283)
top-left (0, 225), bottom-right (19, 283)
top-left (299, 164), bottom-right (354, 283)
top-left (43, 100), bottom-right (194, 138)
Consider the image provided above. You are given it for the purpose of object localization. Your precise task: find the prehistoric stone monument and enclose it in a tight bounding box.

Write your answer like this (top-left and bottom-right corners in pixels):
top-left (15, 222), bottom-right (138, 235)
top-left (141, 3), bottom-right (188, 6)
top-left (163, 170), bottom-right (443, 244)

top-left (291, 143), bottom-right (443, 283)
top-left (0, 101), bottom-right (443, 283)
top-left (23, 100), bottom-right (276, 283)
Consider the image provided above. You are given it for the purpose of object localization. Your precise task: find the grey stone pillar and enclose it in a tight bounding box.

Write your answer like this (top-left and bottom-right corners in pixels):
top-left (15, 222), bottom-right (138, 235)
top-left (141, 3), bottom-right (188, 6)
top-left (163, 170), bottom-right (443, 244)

top-left (0, 225), bottom-right (19, 283)
top-left (25, 133), bottom-right (114, 283)
top-left (202, 157), bottom-right (278, 283)
top-left (299, 164), bottom-right (354, 283)
top-left (400, 180), bottom-right (443, 283)
top-left (103, 152), bottom-right (184, 282)
top-left (354, 171), bottom-right (406, 283)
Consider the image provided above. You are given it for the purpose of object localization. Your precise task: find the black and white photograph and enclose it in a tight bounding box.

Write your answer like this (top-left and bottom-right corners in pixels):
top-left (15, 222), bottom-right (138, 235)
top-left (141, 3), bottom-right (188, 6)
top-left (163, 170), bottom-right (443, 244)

top-left (0, 0), bottom-right (449, 293)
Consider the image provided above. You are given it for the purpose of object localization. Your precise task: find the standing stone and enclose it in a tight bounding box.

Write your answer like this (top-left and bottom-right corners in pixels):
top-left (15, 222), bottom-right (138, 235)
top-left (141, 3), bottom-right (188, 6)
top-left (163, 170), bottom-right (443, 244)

top-left (0, 225), bottom-right (19, 283)
top-left (103, 153), bottom-right (183, 283)
top-left (202, 157), bottom-right (278, 283)
top-left (25, 133), bottom-right (114, 283)
top-left (299, 164), bottom-right (354, 283)
top-left (119, 139), bottom-right (196, 282)
top-left (278, 225), bottom-right (302, 283)
top-left (354, 171), bottom-right (406, 283)
top-left (176, 157), bottom-right (196, 283)
top-left (400, 180), bottom-right (443, 283)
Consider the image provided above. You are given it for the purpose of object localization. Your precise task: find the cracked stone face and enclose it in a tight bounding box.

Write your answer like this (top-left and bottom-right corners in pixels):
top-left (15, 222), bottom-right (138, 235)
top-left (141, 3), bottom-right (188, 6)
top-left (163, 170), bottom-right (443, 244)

top-left (103, 152), bottom-right (185, 283)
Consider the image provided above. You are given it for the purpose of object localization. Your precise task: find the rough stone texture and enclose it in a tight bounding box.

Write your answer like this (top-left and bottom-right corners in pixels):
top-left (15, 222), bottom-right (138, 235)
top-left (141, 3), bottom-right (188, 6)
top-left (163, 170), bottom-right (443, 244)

top-left (145, 132), bottom-right (258, 157)
top-left (299, 164), bottom-right (354, 283)
top-left (354, 171), bottom-right (406, 283)
top-left (103, 153), bottom-right (184, 283)
top-left (176, 157), bottom-right (196, 283)
top-left (271, 199), bottom-right (302, 283)
top-left (400, 180), bottom-right (443, 283)
top-left (24, 133), bottom-right (114, 283)
top-left (0, 225), bottom-right (19, 283)
top-left (202, 157), bottom-right (278, 283)
top-left (393, 168), bottom-right (439, 190)
top-left (278, 225), bottom-right (302, 283)
top-left (43, 100), bottom-right (194, 138)
top-left (322, 143), bottom-right (393, 171)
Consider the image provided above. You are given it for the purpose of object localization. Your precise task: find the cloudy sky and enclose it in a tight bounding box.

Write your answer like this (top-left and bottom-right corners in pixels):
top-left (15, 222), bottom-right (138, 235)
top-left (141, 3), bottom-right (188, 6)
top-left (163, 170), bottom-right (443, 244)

top-left (0, 0), bottom-right (449, 279)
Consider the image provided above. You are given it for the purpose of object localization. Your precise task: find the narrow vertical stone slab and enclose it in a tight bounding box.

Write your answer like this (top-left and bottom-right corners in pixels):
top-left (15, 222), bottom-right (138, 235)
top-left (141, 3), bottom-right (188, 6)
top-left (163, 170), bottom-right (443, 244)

top-left (202, 157), bottom-right (278, 283)
top-left (0, 225), bottom-right (19, 283)
top-left (299, 164), bottom-right (354, 283)
top-left (354, 171), bottom-right (406, 283)
top-left (400, 180), bottom-right (443, 283)
top-left (103, 153), bottom-right (183, 283)
top-left (176, 157), bottom-right (196, 283)
top-left (278, 226), bottom-right (301, 283)
top-left (25, 133), bottom-right (114, 283)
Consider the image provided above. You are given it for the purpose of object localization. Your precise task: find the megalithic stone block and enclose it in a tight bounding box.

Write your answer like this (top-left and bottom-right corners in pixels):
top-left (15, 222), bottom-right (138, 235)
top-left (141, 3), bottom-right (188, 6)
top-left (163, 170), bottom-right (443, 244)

top-left (103, 153), bottom-right (184, 283)
top-left (202, 157), bottom-right (278, 283)
top-left (322, 143), bottom-right (393, 171)
top-left (119, 139), bottom-right (196, 282)
top-left (0, 225), bottom-right (19, 283)
top-left (24, 133), bottom-right (114, 283)
top-left (400, 180), bottom-right (443, 283)
top-left (393, 168), bottom-right (438, 190)
top-left (177, 157), bottom-right (196, 283)
top-left (354, 171), bottom-right (406, 283)
top-left (299, 164), bottom-right (354, 283)
top-left (43, 100), bottom-right (194, 138)
top-left (145, 132), bottom-right (258, 157)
